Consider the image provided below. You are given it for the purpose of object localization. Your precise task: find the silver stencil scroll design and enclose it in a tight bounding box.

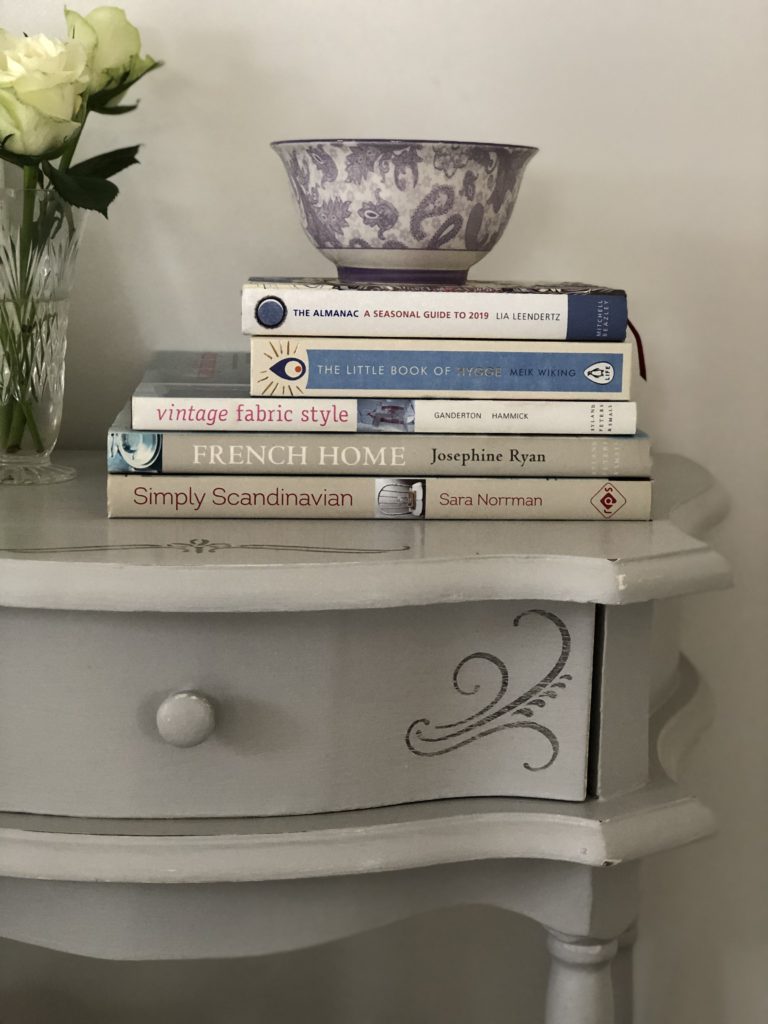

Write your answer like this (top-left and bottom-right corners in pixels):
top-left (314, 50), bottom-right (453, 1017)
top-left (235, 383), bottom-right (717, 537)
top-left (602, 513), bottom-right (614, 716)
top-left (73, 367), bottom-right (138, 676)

top-left (0, 539), bottom-right (411, 556)
top-left (405, 609), bottom-right (572, 771)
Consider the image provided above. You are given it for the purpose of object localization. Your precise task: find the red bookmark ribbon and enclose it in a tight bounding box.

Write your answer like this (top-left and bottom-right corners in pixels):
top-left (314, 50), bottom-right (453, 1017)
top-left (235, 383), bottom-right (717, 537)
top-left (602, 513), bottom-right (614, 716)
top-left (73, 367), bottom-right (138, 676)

top-left (627, 319), bottom-right (646, 380)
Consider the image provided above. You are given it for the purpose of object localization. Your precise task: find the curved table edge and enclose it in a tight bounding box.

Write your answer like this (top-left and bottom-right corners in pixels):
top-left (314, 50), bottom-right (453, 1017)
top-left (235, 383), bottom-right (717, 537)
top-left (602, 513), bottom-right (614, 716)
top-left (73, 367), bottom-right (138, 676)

top-left (0, 781), bottom-right (715, 884)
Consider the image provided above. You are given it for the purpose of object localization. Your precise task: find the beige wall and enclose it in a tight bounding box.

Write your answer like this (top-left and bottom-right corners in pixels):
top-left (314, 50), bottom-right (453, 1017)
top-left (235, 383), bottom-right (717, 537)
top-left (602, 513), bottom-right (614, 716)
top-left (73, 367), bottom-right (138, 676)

top-left (3, 1), bottom-right (767, 1021)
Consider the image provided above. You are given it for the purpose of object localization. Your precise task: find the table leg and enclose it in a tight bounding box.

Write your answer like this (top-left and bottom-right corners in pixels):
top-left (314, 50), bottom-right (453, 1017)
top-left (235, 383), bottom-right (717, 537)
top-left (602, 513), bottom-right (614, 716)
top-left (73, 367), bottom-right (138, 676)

top-left (545, 930), bottom-right (619, 1024)
top-left (613, 923), bottom-right (638, 1024)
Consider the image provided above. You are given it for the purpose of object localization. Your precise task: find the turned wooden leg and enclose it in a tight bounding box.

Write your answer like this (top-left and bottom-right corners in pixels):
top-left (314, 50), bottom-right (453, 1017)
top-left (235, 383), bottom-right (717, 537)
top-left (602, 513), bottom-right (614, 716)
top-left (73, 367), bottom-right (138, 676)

top-left (545, 930), bottom-right (619, 1024)
top-left (612, 923), bottom-right (638, 1024)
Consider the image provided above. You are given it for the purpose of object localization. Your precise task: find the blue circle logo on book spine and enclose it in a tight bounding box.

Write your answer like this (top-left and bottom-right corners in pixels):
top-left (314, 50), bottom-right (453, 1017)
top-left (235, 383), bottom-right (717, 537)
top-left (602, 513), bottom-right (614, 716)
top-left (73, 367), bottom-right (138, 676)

top-left (270, 356), bottom-right (307, 381)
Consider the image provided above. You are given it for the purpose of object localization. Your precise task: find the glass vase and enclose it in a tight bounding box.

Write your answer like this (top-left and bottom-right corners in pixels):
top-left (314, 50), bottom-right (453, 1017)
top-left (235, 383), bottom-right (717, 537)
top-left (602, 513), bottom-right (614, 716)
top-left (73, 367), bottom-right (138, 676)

top-left (0, 187), bottom-right (87, 484)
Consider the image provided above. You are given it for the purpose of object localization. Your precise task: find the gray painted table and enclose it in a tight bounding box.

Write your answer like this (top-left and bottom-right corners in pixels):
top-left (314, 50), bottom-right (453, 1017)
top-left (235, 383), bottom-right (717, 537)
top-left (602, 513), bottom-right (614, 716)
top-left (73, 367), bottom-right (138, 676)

top-left (0, 452), bottom-right (730, 1022)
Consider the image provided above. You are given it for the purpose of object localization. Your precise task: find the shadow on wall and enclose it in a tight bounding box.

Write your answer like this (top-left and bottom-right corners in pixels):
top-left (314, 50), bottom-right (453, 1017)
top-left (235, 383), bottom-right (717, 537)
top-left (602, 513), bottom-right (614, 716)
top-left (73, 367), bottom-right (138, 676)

top-left (57, 17), bottom-right (556, 453)
top-left (0, 905), bottom-right (548, 1023)
top-left (58, 25), bottom-right (330, 452)
top-left (62, 232), bottom-right (145, 452)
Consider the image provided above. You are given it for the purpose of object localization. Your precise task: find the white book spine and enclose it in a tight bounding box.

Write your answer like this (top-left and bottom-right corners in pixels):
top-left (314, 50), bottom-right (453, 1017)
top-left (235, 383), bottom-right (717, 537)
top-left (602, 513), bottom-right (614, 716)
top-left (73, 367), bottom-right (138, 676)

top-left (109, 432), bottom-right (651, 478)
top-left (108, 475), bottom-right (652, 521)
top-left (411, 400), bottom-right (637, 434)
top-left (131, 396), bottom-right (638, 435)
top-left (242, 282), bottom-right (627, 340)
top-left (131, 396), bottom-right (359, 432)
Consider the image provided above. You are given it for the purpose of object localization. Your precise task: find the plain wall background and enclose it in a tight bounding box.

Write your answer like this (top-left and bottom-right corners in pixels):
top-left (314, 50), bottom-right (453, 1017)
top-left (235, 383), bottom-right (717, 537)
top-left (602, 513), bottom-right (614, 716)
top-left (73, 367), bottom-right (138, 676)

top-left (2, 1), bottom-right (767, 1021)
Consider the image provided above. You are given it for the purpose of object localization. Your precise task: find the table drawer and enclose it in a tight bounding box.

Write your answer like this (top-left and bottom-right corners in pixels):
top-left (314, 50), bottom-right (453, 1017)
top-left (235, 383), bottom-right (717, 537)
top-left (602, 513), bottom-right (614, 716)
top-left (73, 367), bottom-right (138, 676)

top-left (0, 600), bottom-right (595, 817)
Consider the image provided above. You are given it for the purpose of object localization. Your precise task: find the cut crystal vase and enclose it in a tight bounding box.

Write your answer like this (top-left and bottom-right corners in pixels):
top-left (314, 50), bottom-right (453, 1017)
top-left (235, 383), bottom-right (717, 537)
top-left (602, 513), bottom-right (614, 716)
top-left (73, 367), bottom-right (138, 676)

top-left (0, 187), bottom-right (87, 484)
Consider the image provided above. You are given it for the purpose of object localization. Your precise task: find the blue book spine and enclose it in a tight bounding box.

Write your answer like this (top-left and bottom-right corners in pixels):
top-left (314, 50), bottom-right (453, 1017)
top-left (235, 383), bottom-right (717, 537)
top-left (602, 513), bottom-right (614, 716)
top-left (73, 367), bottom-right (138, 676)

top-left (566, 293), bottom-right (628, 341)
top-left (250, 339), bottom-right (633, 400)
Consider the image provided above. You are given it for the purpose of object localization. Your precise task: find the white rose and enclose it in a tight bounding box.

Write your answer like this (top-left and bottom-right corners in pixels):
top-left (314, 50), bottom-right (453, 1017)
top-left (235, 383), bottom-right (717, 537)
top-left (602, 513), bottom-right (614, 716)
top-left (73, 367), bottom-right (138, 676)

top-left (65, 6), bottom-right (158, 99)
top-left (0, 30), bottom-right (89, 156)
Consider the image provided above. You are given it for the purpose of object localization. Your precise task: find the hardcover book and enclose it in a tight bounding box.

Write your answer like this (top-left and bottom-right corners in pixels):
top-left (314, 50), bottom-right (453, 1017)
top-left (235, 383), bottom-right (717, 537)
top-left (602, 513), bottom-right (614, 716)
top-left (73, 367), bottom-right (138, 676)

top-left (107, 474), bottom-right (652, 521)
top-left (131, 352), bottom-right (638, 434)
top-left (242, 278), bottom-right (628, 341)
top-left (250, 337), bottom-right (633, 400)
top-left (109, 407), bottom-right (651, 478)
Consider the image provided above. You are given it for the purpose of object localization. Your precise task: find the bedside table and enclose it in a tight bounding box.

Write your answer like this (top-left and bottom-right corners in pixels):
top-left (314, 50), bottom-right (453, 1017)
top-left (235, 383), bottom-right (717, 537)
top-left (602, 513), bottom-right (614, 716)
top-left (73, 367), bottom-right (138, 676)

top-left (0, 452), bottom-right (730, 1023)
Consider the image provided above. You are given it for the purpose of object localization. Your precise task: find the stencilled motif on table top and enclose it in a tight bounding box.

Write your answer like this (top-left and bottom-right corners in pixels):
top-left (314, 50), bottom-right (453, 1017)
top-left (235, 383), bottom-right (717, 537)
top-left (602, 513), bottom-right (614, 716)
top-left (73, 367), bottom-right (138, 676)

top-left (274, 141), bottom-right (536, 253)
top-left (0, 538), bottom-right (411, 556)
top-left (405, 609), bottom-right (573, 770)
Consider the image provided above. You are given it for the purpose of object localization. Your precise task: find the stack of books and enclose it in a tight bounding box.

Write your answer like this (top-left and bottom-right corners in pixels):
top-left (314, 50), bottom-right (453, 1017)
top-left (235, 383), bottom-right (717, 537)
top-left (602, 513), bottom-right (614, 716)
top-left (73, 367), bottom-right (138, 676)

top-left (106, 279), bottom-right (652, 520)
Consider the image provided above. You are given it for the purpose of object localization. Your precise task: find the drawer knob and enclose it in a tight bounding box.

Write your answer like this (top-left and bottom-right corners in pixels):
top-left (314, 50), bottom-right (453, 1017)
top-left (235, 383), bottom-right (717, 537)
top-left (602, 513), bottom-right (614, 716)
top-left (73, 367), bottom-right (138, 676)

top-left (156, 691), bottom-right (216, 748)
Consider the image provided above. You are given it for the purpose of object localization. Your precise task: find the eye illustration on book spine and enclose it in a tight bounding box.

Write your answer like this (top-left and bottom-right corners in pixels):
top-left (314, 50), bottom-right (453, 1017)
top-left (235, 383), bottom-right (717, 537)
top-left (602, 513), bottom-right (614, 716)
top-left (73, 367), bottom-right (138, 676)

top-left (405, 609), bottom-right (572, 770)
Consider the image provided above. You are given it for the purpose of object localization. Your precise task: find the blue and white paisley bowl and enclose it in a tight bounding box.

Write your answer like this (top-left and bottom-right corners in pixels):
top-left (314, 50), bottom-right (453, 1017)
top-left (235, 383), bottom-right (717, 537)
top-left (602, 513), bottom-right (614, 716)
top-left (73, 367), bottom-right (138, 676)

top-left (272, 139), bottom-right (538, 284)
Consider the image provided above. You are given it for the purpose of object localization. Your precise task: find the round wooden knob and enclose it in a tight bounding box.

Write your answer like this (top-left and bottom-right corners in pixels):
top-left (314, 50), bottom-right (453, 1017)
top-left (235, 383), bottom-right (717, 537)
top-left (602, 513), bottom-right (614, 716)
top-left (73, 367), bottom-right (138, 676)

top-left (156, 691), bottom-right (216, 748)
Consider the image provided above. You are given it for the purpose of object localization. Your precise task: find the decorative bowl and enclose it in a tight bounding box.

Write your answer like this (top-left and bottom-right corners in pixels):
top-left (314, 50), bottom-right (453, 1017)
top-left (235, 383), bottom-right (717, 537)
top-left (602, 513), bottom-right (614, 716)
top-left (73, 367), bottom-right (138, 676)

top-left (271, 138), bottom-right (538, 284)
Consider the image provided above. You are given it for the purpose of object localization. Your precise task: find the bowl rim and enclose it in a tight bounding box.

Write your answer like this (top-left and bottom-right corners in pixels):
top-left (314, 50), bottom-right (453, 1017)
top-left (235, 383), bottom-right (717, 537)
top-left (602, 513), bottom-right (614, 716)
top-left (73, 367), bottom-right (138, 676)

top-left (271, 138), bottom-right (539, 153)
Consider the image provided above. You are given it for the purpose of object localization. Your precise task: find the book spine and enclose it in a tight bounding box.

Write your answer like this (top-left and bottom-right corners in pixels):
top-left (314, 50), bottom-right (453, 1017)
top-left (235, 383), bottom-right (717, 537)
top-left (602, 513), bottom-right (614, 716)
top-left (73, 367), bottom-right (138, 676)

top-left (131, 395), bottom-right (361, 432)
top-left (242, 284), bottom-right (627, 341)
top-left (250, 338), bottom-right (633, 400)
top-left (131, 397), bottom-right (638, 435)
top-left (108, 475), bottom-right (652, 521)
top-left (411, 399), bottom-right (637, 434)
top-left (108, 431), bottom-right (651, 478)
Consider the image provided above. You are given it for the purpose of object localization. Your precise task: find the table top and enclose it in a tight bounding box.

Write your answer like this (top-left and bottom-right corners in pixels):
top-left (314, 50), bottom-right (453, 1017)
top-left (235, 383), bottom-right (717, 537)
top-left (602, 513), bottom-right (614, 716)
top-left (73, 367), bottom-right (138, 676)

top-left (0, 451), bottom-right (730, 612)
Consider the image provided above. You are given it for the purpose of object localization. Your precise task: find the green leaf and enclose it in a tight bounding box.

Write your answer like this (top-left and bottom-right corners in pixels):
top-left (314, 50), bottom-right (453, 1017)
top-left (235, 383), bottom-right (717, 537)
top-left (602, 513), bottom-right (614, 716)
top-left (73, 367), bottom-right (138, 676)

top-left (93, 102), bottom-right (140, 116)
top-left (69, 146), bottom-right (140, 180)
top-left (42, 161), bottom-right (119, 217)
top-left (89, 59), bottom-right (164, 114)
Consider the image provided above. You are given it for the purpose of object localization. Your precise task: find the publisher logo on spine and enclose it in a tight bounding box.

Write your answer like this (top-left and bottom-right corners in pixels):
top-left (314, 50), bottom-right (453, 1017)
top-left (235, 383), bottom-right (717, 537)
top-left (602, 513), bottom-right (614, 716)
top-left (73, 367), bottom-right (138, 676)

top-left (584, 361), bottom-right (615, 385)
top-left (590, 482), bottom-right (627, 518)
top-left (255, 296), bottom-right (288, 329)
